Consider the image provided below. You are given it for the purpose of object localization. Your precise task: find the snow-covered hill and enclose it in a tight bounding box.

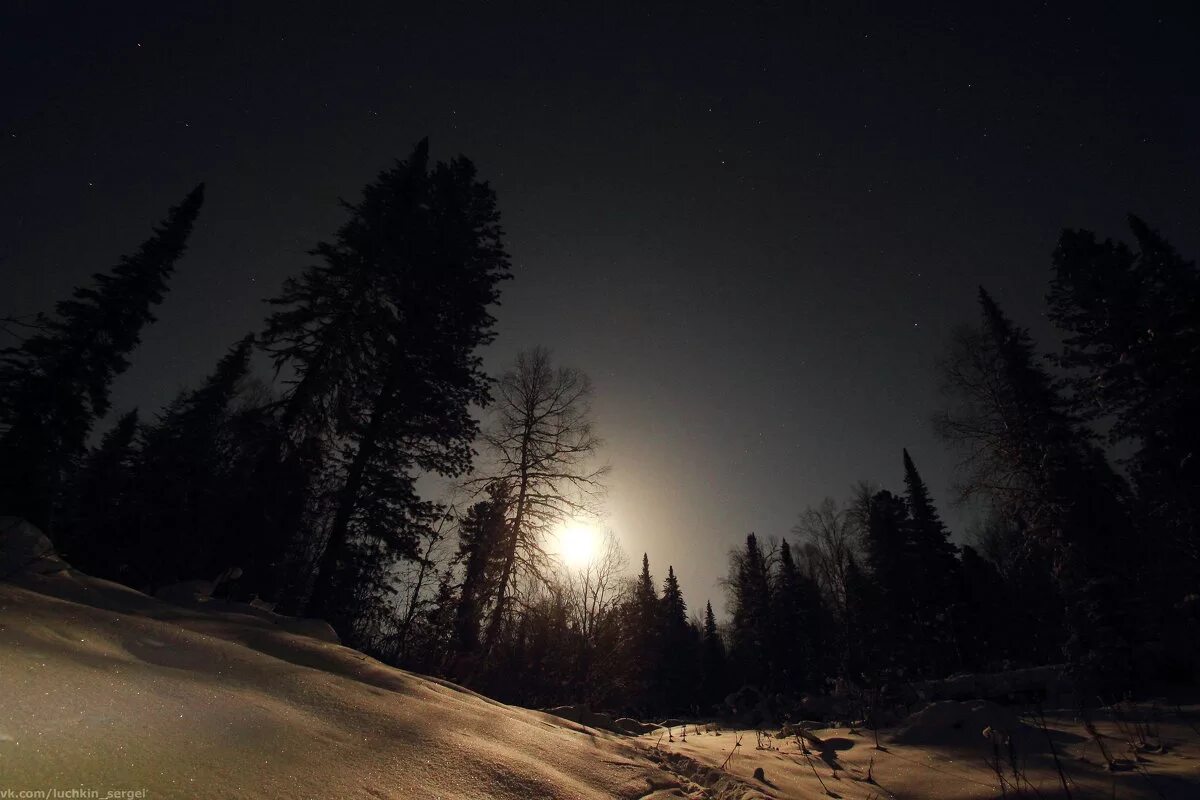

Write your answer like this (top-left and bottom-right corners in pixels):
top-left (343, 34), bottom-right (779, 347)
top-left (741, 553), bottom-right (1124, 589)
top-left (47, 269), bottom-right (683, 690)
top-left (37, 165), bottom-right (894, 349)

top-left (0, 568), bottom-right (703, 799)
top-left (3, 552), bottom-right (1198, 799)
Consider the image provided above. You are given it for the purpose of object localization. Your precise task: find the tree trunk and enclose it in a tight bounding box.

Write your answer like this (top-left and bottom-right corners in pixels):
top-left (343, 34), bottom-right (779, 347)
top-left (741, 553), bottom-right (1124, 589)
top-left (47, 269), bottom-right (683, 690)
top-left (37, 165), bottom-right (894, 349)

top-left (476, 420), bottom-right (533, 666)
top-left (305, 359), bottom-right (403, 621)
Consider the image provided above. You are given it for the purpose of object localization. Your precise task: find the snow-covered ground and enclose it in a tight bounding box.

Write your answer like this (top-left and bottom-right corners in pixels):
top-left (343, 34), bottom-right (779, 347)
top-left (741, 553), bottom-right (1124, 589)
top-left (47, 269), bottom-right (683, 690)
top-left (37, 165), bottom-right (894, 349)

top-left (654, 699), bottom-right (1200, 798)
top-left (0, 569), bottom-right (686, 799)
top-left (2, 566), bottom-right (1198, 799)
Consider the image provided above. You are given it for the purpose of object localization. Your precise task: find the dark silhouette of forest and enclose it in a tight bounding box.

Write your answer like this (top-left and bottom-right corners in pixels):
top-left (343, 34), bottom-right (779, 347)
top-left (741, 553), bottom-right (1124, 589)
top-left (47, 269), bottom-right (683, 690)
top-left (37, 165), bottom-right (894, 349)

top-left (2, 140), bottom-right (1198, 720)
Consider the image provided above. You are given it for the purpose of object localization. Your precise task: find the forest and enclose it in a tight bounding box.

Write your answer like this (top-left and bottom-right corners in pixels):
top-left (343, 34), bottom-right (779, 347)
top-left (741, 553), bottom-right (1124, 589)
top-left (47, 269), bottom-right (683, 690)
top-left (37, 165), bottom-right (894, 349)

top-left (2, 139), bottom-right (1198, 723)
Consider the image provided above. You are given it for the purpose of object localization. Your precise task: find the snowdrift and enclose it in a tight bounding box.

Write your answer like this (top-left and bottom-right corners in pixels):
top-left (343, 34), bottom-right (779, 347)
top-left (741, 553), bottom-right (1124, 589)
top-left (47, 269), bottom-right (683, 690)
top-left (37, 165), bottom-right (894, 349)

top-left (0, 568), bottom-right (692, 799)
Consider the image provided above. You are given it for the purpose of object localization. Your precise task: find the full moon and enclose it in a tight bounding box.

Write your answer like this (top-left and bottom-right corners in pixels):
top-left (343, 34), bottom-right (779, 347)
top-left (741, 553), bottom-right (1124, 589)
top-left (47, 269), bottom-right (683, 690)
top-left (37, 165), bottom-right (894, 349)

top-left (556, 521), bottom-right (599, 567)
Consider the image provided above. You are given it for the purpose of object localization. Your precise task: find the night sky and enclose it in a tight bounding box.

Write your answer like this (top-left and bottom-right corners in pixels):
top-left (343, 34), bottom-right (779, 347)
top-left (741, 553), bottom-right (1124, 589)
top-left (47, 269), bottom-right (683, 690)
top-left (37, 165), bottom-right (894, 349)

top-left (4, 2), bottom-right (1198, 613)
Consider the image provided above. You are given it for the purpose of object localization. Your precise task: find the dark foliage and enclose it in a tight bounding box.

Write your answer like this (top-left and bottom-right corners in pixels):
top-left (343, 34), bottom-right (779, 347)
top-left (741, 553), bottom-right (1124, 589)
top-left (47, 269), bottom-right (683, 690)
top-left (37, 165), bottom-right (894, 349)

top-left (0, 185), bottom-right (204, 533)
top-left (257, 139), bottom-right (510, 632)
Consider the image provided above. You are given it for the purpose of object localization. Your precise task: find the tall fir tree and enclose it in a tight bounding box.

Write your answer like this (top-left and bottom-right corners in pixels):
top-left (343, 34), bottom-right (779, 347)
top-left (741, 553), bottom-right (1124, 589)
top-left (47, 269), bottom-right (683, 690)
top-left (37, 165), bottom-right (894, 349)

top-left (0, 185), bottom-right (205, 533)
top-left (258, 140), bottom-right (510, 631)
top-left (948, 288), bottom-right (1136, 688)
top-left (1048, 217), bottom-right (1200, 607)
top-left (656, 566), bottom-right (696, 712)
top-left (59, 408), bottom-right (142, 578)
top-left (771, 539), bottom-right (821, 691)
top-left (728, 533), bottom-right (772, 688)
top-left (858, 489), bottom-right (915, 677)
top-left (131, 334), bottom-right (256, 588)
top-left (840, 554), bottom-right (879, 680)
top-left (901, 449), bottom-right (962, 676)
top-left (699, 600), bottom-right (728, 710)
top-left (956, 544), bottom-right (1009, 670)
top-left (452, 483), bottom-right (511, 662)
top-left (627, 553), bottom-right (661, 711)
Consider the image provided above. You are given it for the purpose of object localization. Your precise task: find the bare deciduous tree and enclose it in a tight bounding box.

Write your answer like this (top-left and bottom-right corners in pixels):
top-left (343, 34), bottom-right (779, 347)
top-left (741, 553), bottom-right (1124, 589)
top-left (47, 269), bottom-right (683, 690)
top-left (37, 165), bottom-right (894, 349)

top-left (563, 528), bottom-right (628, 645)
top-left (561, 528), bottom-right (628, 702)
top-left (793, 497), bottom-right (858, 614)
top-left (473, 347), bottom-right (608, 660)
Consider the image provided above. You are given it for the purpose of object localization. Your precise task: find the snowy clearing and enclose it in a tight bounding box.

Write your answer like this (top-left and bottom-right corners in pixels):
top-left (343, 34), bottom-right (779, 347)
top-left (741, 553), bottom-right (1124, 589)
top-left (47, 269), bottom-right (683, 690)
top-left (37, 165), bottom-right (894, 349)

top-left (2, 566), bottom-right (1198, 799)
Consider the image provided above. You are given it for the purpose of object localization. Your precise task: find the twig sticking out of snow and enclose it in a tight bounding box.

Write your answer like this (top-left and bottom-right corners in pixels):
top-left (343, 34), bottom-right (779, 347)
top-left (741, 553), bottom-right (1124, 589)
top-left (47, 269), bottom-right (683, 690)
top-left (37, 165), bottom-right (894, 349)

top-left (719, 731), bottom-right (743, 771)
top-left (798, 739), bottom-right (834, 797)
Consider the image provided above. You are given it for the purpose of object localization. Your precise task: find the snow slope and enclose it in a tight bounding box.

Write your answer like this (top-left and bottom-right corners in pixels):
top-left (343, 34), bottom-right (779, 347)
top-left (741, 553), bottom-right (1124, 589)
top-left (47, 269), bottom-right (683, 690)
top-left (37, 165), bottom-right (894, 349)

top-left (0, 570), bottom-right (693, 799)
top-left (4, 566), bottom-right (1198, 799)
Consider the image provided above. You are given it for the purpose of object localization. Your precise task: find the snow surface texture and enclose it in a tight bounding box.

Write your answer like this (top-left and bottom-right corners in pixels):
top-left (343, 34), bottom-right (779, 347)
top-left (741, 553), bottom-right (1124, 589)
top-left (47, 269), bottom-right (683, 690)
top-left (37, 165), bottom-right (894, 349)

top-left (2, 556), bottom-right (1198, 798)
top-left (0, 568), bottom-right (720, 799)
top-left (655, 703), bottom-right (1200, 798)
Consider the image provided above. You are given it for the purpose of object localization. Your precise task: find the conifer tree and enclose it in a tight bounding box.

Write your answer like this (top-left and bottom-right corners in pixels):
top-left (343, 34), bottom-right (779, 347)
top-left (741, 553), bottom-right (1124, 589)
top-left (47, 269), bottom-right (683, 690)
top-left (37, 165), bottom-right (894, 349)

top-left (728, 533), bottom-right (772, 687)
top-left (627, 553), bottom-right (661, 710)
top-left (131, 334), bottom-right (255, 588)
top-left (259, 140), bottom-right (510, 630)
top-left (901, 449), bottom-right (961, 676)
top-left (0, 185), bottom-right (205, 533)
top-left (660, 566), bottom-right (688, 631)
top-left (858, 489), bottom-right (915, 676)
top-left (453, 484), bottom-right (511, 660)
top-left (401, 566), bottom-right (459, 675)
top-left (1048, 217), bottom-right (1200, 601)
top-left (699, 601), bottom-right (728, 710)
top-left (840, 554), bottom-right (878, 680)
top-left (771, 539), bottom-right (821, 691)
top-left (656, 566), bottom-right (696, 711)
top-left (938, 288), bottom-right (1136, 688)
top-left (59, 409), bottom-right (142, 577)
top-left (956, 544), bottom-right (1009, 669)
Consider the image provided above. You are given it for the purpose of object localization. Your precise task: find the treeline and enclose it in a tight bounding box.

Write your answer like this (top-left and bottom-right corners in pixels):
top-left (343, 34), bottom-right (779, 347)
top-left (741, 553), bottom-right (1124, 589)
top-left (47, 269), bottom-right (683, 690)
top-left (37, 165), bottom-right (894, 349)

top-left (2, 139), bottom-right (1197, 715)
top-left (374, 214), bottom-right (1200, 712)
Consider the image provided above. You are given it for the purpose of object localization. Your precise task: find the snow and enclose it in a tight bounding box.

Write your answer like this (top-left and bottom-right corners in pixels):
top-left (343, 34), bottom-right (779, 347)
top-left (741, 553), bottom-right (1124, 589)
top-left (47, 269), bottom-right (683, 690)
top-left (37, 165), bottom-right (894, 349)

top-left (0, 569), bottom-right (681, 799)
top-left (2, 566), bottom-right (1198, 798)
top-left (653, 705), bottom-right (1200, 798)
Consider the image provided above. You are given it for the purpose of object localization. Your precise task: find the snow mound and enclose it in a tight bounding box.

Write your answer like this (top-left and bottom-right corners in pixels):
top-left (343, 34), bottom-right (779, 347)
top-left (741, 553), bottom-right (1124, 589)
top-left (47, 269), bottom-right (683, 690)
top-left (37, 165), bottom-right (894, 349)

top-left (0, 569), bottom-right (682, 799)
top-left (889, 699), bottom-right (1038, 750)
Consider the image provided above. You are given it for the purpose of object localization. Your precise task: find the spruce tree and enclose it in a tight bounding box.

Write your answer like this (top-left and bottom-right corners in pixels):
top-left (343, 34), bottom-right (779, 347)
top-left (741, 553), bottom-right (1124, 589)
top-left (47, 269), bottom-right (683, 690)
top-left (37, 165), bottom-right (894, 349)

top-left (728, 533), bottom-right (772, 688)
top-left (131, 334), bottom-right (256, 588)
top-left (628, 553), bottom-right (661, 710)
top-left (901, 449), bottom-right (961, 676)
top-left (259, 140), bottom-right (510, 630)
top-left (656, 566), bottom-right (694, 712)
top-left (859, 489), bottom-right (915, 677)
top-left (0, 185), bottom-right (205, 533)
top-left (956, 544), bottom-right (1009, 670)
top-left (453, 484), bottom-right (511, 660)
top-left (1048, 217), bottom-right (1200, 603)
top-left (840, 554), bottom-right (878, 680)
top-left (635, 553), bottom-right (657, 612)
top-left (771, 539), bottom-right (821, 691)
top-left (59, 408), bottom-right (142, 577)
top-left (660, 566), bottom-right (688, 631)
top-left (940, 288), bottom-right (1136, 688)
top-left (699, 600), bottom-right (728, 709)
